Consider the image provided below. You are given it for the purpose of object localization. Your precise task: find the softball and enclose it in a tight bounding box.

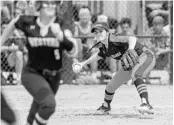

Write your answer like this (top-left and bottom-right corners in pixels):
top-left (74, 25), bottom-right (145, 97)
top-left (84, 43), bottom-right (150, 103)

top-left (72, 63), bottom-right (82, 73)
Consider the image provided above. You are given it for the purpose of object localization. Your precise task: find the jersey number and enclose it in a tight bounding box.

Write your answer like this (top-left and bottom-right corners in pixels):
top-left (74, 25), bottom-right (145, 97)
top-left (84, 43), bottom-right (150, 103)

top-left (54, 49), bottom-right (60, 60)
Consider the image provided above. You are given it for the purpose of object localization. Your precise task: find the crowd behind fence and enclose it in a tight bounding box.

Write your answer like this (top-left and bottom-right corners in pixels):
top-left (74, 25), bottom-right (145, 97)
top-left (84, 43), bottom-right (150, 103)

top-left (1, 0), bottom-right (173, 85)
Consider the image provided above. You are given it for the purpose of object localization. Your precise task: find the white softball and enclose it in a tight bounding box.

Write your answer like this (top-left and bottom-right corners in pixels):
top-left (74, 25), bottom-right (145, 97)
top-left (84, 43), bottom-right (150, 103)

top-left (72, 63), bottom-right (82, 73)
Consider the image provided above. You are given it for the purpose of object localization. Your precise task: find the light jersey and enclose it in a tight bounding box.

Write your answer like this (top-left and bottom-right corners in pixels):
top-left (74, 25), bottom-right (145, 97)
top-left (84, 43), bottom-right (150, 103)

top-left (98, 33), bottom-right (145, 60)
top-left (74, 21), bottom-right (92, 36)
top-left (14, 15), bottom-right (71, 70)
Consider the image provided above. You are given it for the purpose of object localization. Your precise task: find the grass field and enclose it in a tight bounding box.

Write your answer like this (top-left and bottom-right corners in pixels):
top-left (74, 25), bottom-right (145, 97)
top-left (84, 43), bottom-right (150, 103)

top-left (1, 84), bottom-right (173, 125)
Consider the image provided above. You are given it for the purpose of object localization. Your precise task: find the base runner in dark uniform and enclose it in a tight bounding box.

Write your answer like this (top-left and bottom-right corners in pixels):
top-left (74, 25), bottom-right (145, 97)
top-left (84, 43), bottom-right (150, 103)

top-left (1, 1), bottom-right (78, 125)
top-left (73, 22), bottom-right (156, 114)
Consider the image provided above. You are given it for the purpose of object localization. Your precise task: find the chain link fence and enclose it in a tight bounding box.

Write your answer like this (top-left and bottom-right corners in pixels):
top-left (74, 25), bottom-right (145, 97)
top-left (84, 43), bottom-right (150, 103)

top-left (1, 0), bottom-right (173, 85)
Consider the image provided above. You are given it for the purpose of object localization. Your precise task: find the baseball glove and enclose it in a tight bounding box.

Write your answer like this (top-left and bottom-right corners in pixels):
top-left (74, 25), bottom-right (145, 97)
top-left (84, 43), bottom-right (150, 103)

top-left (121, 49), bottom-right (139, 71)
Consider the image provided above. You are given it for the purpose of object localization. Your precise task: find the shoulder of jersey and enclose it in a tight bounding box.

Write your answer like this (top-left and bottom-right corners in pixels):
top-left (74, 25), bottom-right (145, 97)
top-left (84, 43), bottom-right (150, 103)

top-left (109, 33), bottom-right (129, 43)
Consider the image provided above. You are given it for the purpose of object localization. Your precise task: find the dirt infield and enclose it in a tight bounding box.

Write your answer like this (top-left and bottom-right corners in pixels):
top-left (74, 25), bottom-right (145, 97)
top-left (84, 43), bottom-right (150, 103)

top-left (1, 85), bottom-right (173, 125)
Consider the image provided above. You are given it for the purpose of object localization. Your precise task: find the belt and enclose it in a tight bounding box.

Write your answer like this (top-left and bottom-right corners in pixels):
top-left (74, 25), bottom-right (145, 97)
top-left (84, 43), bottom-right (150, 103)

top-left (42, 69), bottom-right (59, 76)
top-left (26, 63), bottom-right (60, 77)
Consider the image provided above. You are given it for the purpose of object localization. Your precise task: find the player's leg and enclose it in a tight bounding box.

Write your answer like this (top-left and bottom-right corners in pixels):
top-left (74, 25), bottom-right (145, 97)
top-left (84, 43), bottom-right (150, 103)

top-left (132, 49), bottom-right (156, 114)
top-left (97, 68), bottom-right (131, 113)
top-left (1, 92), bottom-right (16, 125)
top-left (26, 71), bottom-right (61, 125)
top-left (26, 100), bottom-right (39, 125)
top-left (22, 67), bottom-right (57, 125)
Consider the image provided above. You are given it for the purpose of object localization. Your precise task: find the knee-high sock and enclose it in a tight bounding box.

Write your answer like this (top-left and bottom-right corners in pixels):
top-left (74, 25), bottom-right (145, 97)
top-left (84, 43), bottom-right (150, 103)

top-left (33, 113), bottom-right (48, 125)
top-left (134, 78), bottom-right (149, 104)
top-left (104, 90), bottom-right (114, 105)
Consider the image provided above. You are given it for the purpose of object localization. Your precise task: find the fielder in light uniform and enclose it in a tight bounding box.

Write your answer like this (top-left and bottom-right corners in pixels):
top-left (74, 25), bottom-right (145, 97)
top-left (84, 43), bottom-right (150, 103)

top-left (73, 22), bottom-right (156, 114)
top-left (1, 1), bottom-right (78, 125)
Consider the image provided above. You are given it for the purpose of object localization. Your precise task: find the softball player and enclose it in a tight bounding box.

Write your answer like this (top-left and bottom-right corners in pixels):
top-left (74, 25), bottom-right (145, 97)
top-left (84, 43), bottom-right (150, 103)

top-left (72, 22), bottom-right (156, 114)
top-left (1, 1), bottom-right (78, 125)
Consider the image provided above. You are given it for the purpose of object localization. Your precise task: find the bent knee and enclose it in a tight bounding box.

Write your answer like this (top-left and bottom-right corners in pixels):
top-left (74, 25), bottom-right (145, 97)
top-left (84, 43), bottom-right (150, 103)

top-left (37, 88), bottom-right (56, 114)
top-left (42, 95), bottom-right (56, 114)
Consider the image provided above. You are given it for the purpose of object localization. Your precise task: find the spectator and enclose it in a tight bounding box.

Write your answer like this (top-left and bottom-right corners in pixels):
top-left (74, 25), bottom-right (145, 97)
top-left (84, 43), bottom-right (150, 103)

top-left (74, 6), bottom-right (92, 38)
top-left (25, 1), bottom-right (37, 16)
top-left (148, 16), bottom-right (170, 70)
top-left (119, 17), bottom-right (134, 36)
top-left (146, 1), bottom-right (171, 28)
top-left (1, 1), bottom-right (11, 25)
top-left (149, 1), bottom-right (169, 24)
top-left (73, 6), bottom-right (97, 72)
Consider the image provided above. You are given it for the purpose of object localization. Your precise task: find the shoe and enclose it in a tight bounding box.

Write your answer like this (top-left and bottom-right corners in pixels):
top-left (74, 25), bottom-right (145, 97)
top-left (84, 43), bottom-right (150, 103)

top-left (96, 103), bottom-right (111, 114)
top-left (138, 103), bottom-right (154, 114)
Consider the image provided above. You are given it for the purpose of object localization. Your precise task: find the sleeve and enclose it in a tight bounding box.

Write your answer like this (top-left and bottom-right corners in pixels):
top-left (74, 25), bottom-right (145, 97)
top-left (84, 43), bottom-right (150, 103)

top-left (58, 18), bottom-right (74, 51)
top-left (14, 15), bottom-right (26, 32)
top-left (62, 31), bottom-right (73, 51)
top-left (62, 29), bottom-right (79, 57)
top-left (98, 47), bottom-right (106, 59)
top-left (59, 17), bottom-right (72, 31)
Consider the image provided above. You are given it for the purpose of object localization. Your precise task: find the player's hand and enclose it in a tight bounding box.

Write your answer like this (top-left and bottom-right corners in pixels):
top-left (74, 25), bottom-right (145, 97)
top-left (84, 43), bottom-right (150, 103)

top-left (72, 62), bottom-right (84, 73)
top-left (50, 23), bottom-right (63, 41)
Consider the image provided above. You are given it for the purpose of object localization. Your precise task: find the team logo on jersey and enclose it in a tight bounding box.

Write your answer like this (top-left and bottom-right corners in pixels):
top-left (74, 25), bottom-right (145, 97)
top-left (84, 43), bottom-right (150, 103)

top-left (111, 52), bottom-right (122, 58)
top-left (28, 37), bottom-right (60, 47)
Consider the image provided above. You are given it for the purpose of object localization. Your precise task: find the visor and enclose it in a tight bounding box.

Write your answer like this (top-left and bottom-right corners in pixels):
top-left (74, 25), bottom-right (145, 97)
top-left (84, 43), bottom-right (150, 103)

top-left (91, 22), bottom-right (109, 33)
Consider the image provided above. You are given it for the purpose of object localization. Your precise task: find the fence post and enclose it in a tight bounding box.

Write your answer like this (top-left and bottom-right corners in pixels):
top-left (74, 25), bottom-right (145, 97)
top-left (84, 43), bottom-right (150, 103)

top-left (169, 1), bottom-right (173, 84)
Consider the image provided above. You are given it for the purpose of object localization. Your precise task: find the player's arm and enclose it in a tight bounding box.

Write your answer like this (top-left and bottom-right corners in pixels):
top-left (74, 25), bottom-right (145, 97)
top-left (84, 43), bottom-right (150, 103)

top-left (128, 36), bottom-right (137, 50)
top-left (1, 16), bottom-right (19, 46)
top-left (1, 45), bottom-right (19, 52)
top-left (51, 20), bottom-right (79, 58)
top-left (62, 29), bottom-right (78, 58)
top-left (81, 52), bottom-right (102, 67)
top-left (72, 44), bottom-right (103, 73)
top-left (156, 47), bottom-right (172, 56)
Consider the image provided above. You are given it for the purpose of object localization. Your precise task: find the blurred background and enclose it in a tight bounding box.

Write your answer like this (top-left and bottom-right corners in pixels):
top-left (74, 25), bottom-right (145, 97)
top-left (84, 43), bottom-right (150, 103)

top-left (1, 0), bottom-right (173, 85)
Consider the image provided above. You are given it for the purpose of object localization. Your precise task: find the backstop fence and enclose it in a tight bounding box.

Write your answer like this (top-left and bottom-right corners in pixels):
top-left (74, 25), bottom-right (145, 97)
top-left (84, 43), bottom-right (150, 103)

top-left (1, 0), bottom-right (173, 85)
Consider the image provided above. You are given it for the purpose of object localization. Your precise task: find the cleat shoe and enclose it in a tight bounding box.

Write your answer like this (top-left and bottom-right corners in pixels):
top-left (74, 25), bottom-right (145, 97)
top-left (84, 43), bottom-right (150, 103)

top-left (138, 103), bottom-right (154, 114)
top-left (97, 103), bottom-right (111, 114)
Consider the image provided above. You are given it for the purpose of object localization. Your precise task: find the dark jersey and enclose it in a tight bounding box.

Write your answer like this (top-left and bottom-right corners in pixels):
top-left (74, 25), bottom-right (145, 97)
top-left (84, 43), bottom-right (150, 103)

top-left (98, 33), bottom-right (145, 60)
top-left (14, 15), bottom-right (72, 70)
